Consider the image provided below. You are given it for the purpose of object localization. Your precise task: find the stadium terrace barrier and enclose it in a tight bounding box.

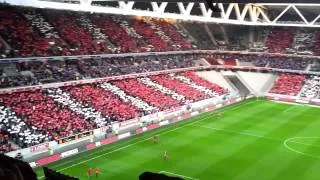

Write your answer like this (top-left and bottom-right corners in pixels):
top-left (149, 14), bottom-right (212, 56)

top-left (60, 148), bottom-right (79, 159)
top-left (2, 64), bottom-right (320, 95)
top-left (36, 154), bottom-right (61, 166)
top-left (86, 144), bottom-right (95, 150)
top-left (192, 50), bottom-right (320, 60)
top-left (100, 136), bottom-right (118, 145)
top-left (11, 94), bottom-right (244, 168)
top-left (265, 93), bottom-right (320, 105)
top-left (1, 49), bottom-right (319, 63)
top-left (30, 143), bottom-right (49, 152)
top-left (57, 131), bottom-right (93, 144)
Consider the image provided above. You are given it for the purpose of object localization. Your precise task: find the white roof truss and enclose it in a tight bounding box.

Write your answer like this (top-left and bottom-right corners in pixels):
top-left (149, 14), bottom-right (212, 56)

top-left (2, 0), bottom-right (320, 27)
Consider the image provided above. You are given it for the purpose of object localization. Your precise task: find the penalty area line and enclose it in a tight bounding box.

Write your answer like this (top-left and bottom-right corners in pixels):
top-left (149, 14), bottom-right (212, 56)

top-left (159, 171), bottom-right (199, 180)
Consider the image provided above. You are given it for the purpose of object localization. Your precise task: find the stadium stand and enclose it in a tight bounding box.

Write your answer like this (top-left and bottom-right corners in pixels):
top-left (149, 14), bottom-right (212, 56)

top-left (205, 58), bottom-right (237, 66)
top-left (100, 82), bottom-right (156, 113)
top-left (92, 15), bottom-right (141, 53)
top-left (0, 6), bottom-right (197, 58)
top-left (133, 19), bottom-right (169, 52)
top-left (0, 7), bottom-right (67, 57)
top-left (2, 4), bottom-right (320, 157)
top-left (150, 74), bottom-right (208, 102)
top-left (154, 19), bottom-right (192, 50)
top-left (0, 71), bottom-right (228, 151)
top-left (290, 29), bottom-right (314, 55)
top-left (0, 91), bottom-right (93, 140)
top-left (180, 71), bottom-right (226, 95)
top-left (44, 11), bottom-right (101, 55)
top-left (138, 77), bottom-right (186, 101)
top-left (298, 75), bottom-right (320, 98)
top-left (112, 78), bottom-right (182, 111)
top-left (64, 84), bottom-right (141, 122)
top-left (0, 105), bottom-right (47, 148)
top-left (269, 73), bottom-right (306, 96)
top-left (268, 58), bottom-right (310, 70)
top-left (0, 130), bottom-right (12, 153)
top-left (209, 53), bottom-right (312, 70)
top-left (46, 88), bottom-right (109, 127)
top-left (0, 54), bottom-right (196, 88)
top-left (314, 31), bottom-right (320, 56)
top-left (265, 28), bottom-right (296, 53)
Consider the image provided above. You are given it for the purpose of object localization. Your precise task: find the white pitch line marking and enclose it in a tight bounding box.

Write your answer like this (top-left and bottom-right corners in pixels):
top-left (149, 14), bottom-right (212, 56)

top-left (38, 100), bottom-right (255, 179)
top-left (283, 137), bottom-right (320, 158)
top-left (159, 171), bottom-right (199, 180)
top-left (38, 117), bottom-right (210, 179)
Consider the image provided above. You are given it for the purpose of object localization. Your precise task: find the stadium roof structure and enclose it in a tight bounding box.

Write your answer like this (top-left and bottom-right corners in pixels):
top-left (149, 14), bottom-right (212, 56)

top-left (2, 0), bottom-right (320, 27)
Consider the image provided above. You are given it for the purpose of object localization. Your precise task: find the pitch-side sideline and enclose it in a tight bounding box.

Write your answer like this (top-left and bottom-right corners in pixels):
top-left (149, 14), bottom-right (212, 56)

top-left (38, 99), bottom-right (256, 179)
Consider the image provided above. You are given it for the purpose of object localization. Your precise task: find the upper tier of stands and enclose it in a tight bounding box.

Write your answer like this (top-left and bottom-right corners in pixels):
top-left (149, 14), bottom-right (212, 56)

top-left (0, 6), bottom-right (196, 58)
top-left (1, 6), bottom-right (320, 59)
top-left (265, 28), bottom-right (296, 54)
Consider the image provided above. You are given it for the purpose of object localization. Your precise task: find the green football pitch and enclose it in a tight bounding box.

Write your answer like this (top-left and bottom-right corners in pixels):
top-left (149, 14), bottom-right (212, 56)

top-left (35, 99), bottom-right (320, 180)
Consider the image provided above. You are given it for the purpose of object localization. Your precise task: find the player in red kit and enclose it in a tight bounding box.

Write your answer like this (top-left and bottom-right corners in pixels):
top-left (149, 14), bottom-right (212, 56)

top-left (95, 168), bottom-right (100, 178)
top-left (87, 168), bottom-right (93, 179)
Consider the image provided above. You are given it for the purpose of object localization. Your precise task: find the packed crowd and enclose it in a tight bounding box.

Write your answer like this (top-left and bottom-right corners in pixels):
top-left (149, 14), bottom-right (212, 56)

top-left (298, 75), bottom-right (320, 98)
top-left (205, 53), bottom-right (314, 71)
top-left (290, 30), bottom-right (314, 55)
top-left (0, 91), bottom-right (93, 140)
top-left (2, 6), bottom-right (320, 60)
top-left (0, 72), bottom-right (226, 152)
top-left (0, 6), bottom-right (195, 58)
top-left (269, 73), bottom-right (306, 96)
top-left (0, 131), bottom-right (12, 153)
top-left (180, 71), bottom-right (226, 95)
top-left (0, 54), bottom-right (197, 88)
top-left (265, 28), bottom-right (296, 53)
top-left (64, 84), bottom-right (141, 122)
top-left (150, 74), bottom-right (208, 101)
top-left (112, 78), bottom-right (182, 111)
top-left (0, 105), bottom-right (48, 150)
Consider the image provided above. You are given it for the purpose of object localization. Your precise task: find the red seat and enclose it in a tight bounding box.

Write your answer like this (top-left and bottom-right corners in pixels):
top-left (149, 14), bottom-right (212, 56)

top-left (112, 78), bottom-right (182, 110)
top-left (65, 84), bottom-right (141, 121)
top-left (269, 73), bottom-right (306, 96)
top-left (265, 28), bottom-right (296, 53)
top-left (150, 74), bottom-right (207, 102)
top-left (0, 91), bottom-right (93, 140)
top-left (181, 71), bottom-right (227, 95)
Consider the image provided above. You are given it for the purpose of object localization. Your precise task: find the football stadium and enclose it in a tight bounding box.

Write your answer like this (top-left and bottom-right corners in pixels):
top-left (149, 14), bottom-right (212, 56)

top-left (1, 0), bottom-right (320, 179)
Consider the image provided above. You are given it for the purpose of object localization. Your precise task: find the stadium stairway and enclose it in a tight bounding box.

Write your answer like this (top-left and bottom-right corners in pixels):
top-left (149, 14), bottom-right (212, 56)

top-left (195, 71), bottom-right (236, 93)
top-left (236, 71), bottom-right (277, 94)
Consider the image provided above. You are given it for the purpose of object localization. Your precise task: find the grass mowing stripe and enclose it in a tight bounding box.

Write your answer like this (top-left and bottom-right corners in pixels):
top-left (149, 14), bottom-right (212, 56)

top-left (194, 125), bottom-right (320, 149)
top-left (38, 116), bottom-right (210, 179)
top-left (37, 99), bottom-right (257, 178)
top-left (44, 114), bottom-right (208, 170)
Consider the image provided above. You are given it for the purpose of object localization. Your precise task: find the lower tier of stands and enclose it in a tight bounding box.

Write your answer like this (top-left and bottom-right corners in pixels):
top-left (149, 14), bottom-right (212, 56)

top-left (0, 72), bottom-right (225, 153)
top-left (269, 73), bottom-right (306, 96)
